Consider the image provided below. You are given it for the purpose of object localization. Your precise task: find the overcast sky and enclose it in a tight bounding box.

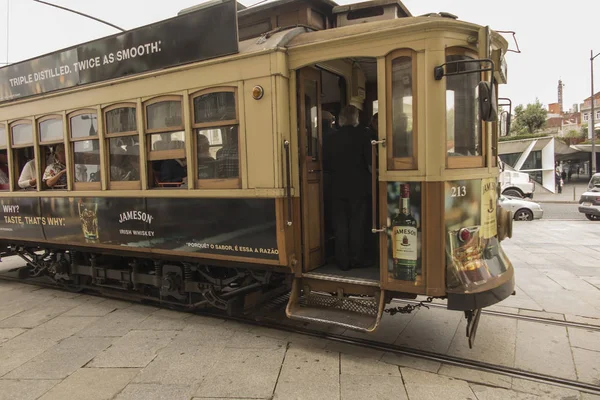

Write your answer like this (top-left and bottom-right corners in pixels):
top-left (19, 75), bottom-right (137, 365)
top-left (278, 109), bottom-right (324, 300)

top-left (0, 0), bottom-right (597, 111)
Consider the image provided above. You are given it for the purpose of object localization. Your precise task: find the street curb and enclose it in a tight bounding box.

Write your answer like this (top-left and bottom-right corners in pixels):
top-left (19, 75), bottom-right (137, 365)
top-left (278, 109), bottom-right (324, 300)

top-left (536, 201), bottom-right (578, 204)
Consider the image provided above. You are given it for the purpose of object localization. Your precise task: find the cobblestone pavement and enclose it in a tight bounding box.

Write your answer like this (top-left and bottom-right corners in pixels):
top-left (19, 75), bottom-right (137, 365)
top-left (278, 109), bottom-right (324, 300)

top-left (0, 220), bottom-right (598, 399)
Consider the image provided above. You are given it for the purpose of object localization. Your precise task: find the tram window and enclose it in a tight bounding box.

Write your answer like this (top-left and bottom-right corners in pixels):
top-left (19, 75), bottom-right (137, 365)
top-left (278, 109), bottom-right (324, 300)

top-left (15, 147), bottom-right (36, 190)
top-left (39, 118), bottom-right (63, 142)
top-left (106, 107), bottom-right (137, 134)
top-left (445, 51), bottom-right (483, 167)
top-left (11, 123), bottom-right (32, 146)
top-left (191, 89), bottom-right (240, 188)
top-left (40, 144), bottom-right (67, 190)
top-left (109, 137), bottom-right (140, 183)
top-left (70, 112), bottom-right (100, 190)
top-left (386, 51), bottom-right (416, 169)
top-left (146, 101), bottom-right (182, 130)
top-left (73, 140), bottom-right (101, 183)
top-left (0, 125), bottom-right (6, 191)
top-left (105, 105), bottom-right (140, 189)
top-left (0, 149), bottom-right (8, 191)
top-left (304, 80), bottom-right (319, 160)
top-left (144, 97), bottom-right (186, 189)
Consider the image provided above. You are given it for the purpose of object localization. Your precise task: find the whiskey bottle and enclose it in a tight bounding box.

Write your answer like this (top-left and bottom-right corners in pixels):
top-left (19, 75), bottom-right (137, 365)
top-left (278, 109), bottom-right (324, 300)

top-left (392, 184), bottom-right (417, 281)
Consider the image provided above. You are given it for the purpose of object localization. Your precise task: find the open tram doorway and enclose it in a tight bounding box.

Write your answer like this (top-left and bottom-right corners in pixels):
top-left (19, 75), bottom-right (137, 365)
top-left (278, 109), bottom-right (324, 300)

top-left (297, 57), bottom-right (380, 282)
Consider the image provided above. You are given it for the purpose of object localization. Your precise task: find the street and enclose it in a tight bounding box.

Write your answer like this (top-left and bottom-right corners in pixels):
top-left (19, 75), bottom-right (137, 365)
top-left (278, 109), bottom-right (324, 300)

top-left (538, 202), bottom-right (587, 220)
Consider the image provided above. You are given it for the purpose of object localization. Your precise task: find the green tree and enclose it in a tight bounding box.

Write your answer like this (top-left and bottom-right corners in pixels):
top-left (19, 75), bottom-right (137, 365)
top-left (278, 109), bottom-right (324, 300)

top-left (512, 99), bottom-right (547, 134)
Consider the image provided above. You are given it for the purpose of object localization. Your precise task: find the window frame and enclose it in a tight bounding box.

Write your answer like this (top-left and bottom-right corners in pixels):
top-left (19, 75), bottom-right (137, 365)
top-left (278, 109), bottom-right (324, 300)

top-left (68, 109), bottom-right (101, 191)
top-left (190, 87), bottom-right (241, 189)
top-left (38, 115), bottom-right (64, 145)
top-left (385, 49), bottom-right (418, 170)
top-left (144, 96), bottom-right (185, 162)
top-left (444, 47), bottom-right (486, 169)
top-left (104, 102), bottom-right (141, 190)
top-left (10, 119), bottom-right (34, 149)
top-left (0, 123), bottom-right (7, 150)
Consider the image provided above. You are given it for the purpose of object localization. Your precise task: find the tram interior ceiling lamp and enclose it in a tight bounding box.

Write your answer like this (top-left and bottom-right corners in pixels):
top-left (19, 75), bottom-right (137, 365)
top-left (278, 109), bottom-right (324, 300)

top-left (434, 58), bottom-right (497, 122)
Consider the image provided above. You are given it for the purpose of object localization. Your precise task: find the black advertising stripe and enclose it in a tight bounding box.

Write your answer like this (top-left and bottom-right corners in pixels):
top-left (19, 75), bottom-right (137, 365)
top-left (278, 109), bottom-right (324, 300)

top-left (0, 0), bottom-right (238, 102)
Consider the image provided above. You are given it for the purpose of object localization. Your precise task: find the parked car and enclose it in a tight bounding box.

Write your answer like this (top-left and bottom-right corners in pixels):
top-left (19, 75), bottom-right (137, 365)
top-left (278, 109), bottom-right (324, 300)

top-left (587, 173), bottom-right (600, 190)
top-left (498, 195), bottom-right (544, 221)
top-left (578, 177), bottom-right (600, 221)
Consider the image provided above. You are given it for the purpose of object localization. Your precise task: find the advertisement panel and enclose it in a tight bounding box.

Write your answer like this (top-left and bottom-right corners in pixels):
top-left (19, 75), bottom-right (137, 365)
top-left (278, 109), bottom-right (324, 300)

top-left (386, 182), bottom-right (422, 284)
top-left (0, 196), bottom-right (278, 261)
top-left (0, 0), bottom-right (238, 102)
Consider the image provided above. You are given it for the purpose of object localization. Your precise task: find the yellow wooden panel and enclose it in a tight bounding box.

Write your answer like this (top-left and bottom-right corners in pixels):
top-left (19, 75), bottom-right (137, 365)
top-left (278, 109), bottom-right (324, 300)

top-left (245, 77), bottom-right (275, 189)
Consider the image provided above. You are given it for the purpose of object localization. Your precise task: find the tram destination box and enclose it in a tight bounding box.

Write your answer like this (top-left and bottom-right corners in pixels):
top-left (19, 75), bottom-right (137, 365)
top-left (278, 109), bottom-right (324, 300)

top-left (0, 0), bottom-right (239, 103)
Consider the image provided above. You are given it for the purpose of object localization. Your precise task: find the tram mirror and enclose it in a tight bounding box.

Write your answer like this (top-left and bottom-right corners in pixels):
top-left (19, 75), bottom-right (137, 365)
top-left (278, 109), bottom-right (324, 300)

top-left (477, 81), bottom-right (497, 122)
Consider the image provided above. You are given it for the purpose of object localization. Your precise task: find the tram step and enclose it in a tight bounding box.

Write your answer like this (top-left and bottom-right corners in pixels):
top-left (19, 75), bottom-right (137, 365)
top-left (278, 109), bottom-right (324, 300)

top-left (285, 278), bottom-right (384, 332)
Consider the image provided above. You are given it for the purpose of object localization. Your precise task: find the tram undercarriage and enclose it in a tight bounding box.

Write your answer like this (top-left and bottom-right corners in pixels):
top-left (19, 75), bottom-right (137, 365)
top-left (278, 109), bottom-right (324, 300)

top-left (5, 243), bottom-right (289, 315)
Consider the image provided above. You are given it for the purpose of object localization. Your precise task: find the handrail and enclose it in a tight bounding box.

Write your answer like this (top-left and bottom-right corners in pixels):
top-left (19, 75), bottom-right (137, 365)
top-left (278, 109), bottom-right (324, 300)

top-left (284, 140), bottom-right (292, 226)
top-left (371, 139), bottom-right (385, 233)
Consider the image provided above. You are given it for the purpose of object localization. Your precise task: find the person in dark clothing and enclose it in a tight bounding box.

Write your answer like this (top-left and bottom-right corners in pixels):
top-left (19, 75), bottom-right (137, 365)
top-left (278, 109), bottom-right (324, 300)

top-left (323, 105), bottom-right (372, 271)
top-left (160, 159), bottom-right (187, 184)
top-left (322, 111), bottom-right (337, 241)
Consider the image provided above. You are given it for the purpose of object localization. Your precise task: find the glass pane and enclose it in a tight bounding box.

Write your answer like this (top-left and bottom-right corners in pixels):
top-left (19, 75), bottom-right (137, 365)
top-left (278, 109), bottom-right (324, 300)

top-left (146, 101), bottom-right (182, 130)
top-left (73, 140), bottom-right (101, 183)
top-left (391, 57), bottom-right (413, 158)
top-left (106, 107), bottom-right (137, 134)
top-left (446, 55), bottom-right (481, 157)
top-left (12, 124), bottom-right (33, 145)
top-left (15, 147), bottom-right (35, 189)
top-left (0, 149), bottom-right (8, 190)
top-left (193, 92), bottom-right (236, 124)
top-left (149, 131), bottom-right (185, 151)
top-left (0, 125), bottom-right (6, 147)
top-left (109, 136), bottom-right (140, 181)
top-left (304, 79), bottom-right (319, 160)
top-left (40, 119), bottom-right (63, 142)
top-left (70, 114), bottom-right (98, 139)
top-left (196, 126), bottom-right (238, 179)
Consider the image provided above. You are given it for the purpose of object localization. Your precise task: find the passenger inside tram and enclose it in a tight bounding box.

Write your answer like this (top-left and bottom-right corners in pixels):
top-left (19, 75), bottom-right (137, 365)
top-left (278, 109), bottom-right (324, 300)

top-left (197, 133), bottom-right (217, 179)
top-left (215, 126), bottom-right (239, 179)
top-left (41, 144), bottom-right (67, 189)
top-left (16, 148), bottom-right (36, 189)
top-left (0, 151), bottom-right (8, 190)
top-left (314, 58), bottom-right (381, 280)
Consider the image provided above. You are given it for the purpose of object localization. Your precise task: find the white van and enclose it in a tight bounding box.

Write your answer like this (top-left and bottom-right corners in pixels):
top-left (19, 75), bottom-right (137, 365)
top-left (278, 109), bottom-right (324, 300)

top-left (498, 160), bottom-right (535, 198)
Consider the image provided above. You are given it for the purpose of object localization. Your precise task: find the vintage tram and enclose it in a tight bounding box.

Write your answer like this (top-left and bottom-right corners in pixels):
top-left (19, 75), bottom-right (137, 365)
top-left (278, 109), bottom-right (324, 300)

top-left (0, 0), bottom-right (515, 344)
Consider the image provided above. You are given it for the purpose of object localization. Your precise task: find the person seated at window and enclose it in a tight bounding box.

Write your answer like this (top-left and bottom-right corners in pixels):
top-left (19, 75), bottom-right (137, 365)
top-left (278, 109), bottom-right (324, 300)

top-left (42, 144), bottom-right (67, 189)
top-left (216, 127), bottom-right (239, 179)
top-left (18, 158), bottom-right (36, 189)
top-left (110, 149), bottom-right (139, 181)
top-left (0, 154), bottom-right (8, 187)
top-left (198, 134), bottom-right (216, 179)
top-left (159, 158), bottom-right (187, 184)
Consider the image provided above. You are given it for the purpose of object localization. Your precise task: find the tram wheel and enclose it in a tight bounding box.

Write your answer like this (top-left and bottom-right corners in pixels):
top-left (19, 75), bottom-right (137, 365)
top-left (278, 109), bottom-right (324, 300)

top-left (514, 209), bottom-right (533, 221)
top-left (585, 214), bottom-right (600, 221)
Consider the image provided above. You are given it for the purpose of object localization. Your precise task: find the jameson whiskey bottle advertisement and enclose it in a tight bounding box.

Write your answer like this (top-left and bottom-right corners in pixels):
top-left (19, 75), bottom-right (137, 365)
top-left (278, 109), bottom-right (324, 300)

top-left (392, 184), bottom-right (418, 281)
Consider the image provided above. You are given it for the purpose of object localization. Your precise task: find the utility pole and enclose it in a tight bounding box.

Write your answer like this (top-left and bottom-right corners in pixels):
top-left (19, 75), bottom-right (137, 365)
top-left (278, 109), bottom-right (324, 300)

top-left (591, 50), bottom-right (599, 175)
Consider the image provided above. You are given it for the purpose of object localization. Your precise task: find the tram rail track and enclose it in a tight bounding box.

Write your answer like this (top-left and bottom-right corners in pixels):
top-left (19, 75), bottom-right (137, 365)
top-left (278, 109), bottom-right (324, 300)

top-left (393, 299), bottom-right (600, 331)
top-left (1, 273), bottom-right (599, 396)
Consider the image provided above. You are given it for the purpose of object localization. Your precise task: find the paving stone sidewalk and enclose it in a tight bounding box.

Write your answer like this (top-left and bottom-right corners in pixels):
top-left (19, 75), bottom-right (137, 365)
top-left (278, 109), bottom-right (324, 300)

top-left (0, 219), bottom-right (598, 399)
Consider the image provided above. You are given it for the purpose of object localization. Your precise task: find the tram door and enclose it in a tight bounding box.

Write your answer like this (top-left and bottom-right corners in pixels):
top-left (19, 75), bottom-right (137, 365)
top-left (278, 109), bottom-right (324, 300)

top-left (297, 67), bottom-right (325, 271)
